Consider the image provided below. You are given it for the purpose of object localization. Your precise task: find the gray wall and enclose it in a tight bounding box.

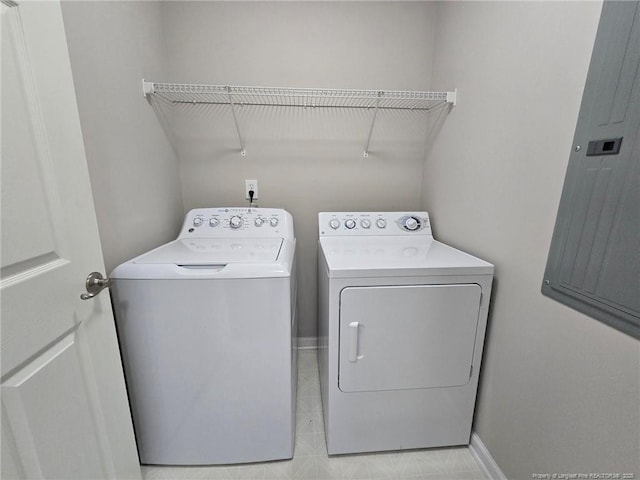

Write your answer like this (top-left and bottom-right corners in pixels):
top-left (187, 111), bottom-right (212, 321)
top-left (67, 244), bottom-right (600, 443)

top-left (62, 1), bottom-right (184, 273)
top-left (160, 1), bottom-right (439, 337)
top-left (423, 2), bottom-right (640, 478)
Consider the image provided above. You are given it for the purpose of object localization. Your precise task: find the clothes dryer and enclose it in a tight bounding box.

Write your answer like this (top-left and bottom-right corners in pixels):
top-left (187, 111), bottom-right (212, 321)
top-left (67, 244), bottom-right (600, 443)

top-left (317, 211), bottom-right (493, 455)
top-left (111, 207), bottom-right (297, 465)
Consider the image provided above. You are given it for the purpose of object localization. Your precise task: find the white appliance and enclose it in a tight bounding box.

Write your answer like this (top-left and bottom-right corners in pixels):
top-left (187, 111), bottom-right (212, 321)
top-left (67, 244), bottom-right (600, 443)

top-left (110, 207), bottom-right (297, 465)
top-left (317, 211), bottom-right (493, 455)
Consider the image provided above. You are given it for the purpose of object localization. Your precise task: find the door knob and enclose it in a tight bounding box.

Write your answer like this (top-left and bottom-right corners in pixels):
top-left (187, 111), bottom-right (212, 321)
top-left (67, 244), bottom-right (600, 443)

top-left (81, 272), bottom-right (111, 300)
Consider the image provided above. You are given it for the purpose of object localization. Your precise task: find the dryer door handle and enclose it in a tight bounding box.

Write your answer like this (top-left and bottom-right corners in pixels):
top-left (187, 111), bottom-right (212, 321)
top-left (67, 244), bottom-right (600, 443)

top-left (348, 321), bottom-right (362, 362)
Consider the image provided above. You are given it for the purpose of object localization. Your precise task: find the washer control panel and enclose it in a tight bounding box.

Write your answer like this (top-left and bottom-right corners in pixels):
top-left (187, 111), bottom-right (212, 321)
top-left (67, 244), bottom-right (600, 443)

top-left (179, 207), bottom-right (293, 239)
top-left (319, 212), bottom-right (431, 236)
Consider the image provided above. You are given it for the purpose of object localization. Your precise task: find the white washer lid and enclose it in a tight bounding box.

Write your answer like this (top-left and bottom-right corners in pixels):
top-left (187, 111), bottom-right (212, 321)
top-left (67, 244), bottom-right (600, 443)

top-left (319, 236), bottom-right (494, 277)
top-left (134, 238), bottom-right (283, 265)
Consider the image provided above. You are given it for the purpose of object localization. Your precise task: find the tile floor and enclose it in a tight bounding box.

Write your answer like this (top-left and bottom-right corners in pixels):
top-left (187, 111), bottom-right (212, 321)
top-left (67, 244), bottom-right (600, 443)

top-left (143, 349), bottom-right (487, 480)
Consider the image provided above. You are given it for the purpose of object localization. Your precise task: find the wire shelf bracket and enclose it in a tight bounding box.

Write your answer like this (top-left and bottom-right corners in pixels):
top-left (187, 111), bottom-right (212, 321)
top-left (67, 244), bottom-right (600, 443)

top-left (142, 80), bottom-right (457, 157)
top-left (363, 92), bottom-right (382, 158)
top-left (226, 86), bottom-right (247, 156)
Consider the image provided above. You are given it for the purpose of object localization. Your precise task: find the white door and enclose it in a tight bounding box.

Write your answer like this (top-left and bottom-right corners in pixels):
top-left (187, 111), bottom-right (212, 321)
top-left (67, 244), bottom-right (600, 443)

top-left (338, 284), bottom-right (482, 393)
top-left (1, 2), bottom-right (140, 479)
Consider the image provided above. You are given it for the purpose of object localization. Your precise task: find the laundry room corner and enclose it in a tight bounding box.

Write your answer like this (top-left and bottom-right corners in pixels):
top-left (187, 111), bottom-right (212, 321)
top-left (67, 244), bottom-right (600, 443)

top-left (61, 0), bottom-right (184, 273)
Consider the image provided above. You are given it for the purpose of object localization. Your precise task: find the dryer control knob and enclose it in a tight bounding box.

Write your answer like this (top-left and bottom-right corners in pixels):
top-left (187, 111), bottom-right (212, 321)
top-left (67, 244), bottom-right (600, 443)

top-left (254, 217), bottom-right (264, 227)
top-left (376, 218), bottom-right (387, 229)
top-left (329, 219), bottom-right (340, 230)
top-left (229, 215), bottom-right (243, 229)
top-left (361, 219), bottom-right (371, 229)
top-left (193, 217), bottom-right (203, 227)
top-left (270, 217), bottom-right (279, 227)
top-left (209, 218), bottom-right (219, 227)
top-left (345, 219), bottom-right (356, 229)
top-left (404, 217), bottom-right (420, 231)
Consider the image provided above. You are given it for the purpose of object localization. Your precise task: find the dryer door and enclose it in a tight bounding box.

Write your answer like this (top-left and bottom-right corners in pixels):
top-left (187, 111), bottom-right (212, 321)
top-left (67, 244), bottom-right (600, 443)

top-left (338, 284), bottom-right (481, 392)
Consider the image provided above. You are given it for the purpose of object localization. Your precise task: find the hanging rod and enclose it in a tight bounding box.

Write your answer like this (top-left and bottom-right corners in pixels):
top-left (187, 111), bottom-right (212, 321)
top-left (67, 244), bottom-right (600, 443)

top-left (142, 80), bottom-right (457, 156)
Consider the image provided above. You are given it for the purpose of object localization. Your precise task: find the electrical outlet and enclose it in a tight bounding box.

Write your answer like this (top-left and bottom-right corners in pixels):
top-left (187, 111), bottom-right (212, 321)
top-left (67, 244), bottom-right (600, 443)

top-left (245, 179), bottom-right (258, 200)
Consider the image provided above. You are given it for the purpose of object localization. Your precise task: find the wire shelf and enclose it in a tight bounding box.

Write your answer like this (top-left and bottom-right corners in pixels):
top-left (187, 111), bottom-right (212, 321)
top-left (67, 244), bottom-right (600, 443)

top-left (144, 81), bottom-right (455, 111)
top-left (142, 80), bottom-right (456, 156)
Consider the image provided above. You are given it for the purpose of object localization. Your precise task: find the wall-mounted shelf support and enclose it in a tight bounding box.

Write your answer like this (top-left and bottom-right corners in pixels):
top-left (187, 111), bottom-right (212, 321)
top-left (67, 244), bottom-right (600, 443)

top-left (364, 92), bottom-right (382, 158)
top-left (447, 89), bottom-right (457, 107)
top-left (226, 86), bottom-right (247, 156)
top-left (142, 79), bottom-right (154, 97)
top-left (141, 80), bottom-right (457, 156)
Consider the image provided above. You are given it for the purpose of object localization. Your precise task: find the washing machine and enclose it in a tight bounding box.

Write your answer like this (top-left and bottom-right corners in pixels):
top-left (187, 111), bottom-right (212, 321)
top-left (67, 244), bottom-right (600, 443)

top-left (110, 207), bottom-right (297, 465)
top-left (317, 211), bottom-right (493, 455)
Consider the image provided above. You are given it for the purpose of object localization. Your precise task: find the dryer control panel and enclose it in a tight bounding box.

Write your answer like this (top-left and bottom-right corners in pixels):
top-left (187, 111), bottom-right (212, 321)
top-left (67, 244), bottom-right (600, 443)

top-left (319, 212), bottom-right (432, 236)
top-left (180, 207), bottom-right (294, 239)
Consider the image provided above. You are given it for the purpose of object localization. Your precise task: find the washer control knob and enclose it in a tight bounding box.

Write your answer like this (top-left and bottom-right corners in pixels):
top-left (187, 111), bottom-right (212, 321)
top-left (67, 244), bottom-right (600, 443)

top-left (254, 217), bottom-right (264, 227)
top-left (193, 217), bottom-right (203, 227)
top-left (404, 216), bottom-right (420, 231)
top-left (229, 215), bottom-right (243, 229)
top-left (209, 218), bottom-right (219, 227)
top-left (345, 219), bottom-right (356, 229)
top-left (376, 218), bottom-right (387, 229)
top-left (329, 219), bottom-right (340, 230)
top-left (360, 219), bottom-right (371, 229)
top-left (270, 217), bottom-right (279, 227)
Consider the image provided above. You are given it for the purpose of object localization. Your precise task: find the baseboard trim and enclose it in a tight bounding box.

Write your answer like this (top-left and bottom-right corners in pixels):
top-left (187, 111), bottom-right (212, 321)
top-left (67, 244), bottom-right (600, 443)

top-left (469, 432), bottom-right (508, 480)
top-left (296, 337), bottom-right (317, 349)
